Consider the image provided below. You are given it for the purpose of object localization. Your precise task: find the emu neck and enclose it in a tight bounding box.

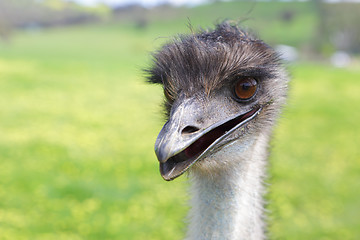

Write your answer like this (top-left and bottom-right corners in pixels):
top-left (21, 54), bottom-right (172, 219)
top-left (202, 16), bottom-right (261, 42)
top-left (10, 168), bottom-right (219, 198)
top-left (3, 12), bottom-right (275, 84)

top-left (186, 134), bottom-right (269, 240)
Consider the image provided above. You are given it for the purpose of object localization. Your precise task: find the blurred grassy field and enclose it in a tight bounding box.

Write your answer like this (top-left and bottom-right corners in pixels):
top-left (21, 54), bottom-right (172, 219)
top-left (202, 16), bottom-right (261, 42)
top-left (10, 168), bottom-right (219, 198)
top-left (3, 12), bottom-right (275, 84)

top-left (0, 1), bottom-right (359, 240)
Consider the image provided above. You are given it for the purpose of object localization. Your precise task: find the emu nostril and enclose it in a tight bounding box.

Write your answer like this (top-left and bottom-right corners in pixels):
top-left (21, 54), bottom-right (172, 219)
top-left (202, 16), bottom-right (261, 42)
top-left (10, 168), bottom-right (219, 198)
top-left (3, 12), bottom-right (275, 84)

top-left (182, 126), bottom-right (200, 135)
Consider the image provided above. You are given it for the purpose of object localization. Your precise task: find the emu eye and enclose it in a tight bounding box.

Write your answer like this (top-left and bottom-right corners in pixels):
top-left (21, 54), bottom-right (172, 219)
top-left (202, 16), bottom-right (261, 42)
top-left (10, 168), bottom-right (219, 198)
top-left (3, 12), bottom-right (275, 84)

top-left (234, 77), bottom-right (258, 100)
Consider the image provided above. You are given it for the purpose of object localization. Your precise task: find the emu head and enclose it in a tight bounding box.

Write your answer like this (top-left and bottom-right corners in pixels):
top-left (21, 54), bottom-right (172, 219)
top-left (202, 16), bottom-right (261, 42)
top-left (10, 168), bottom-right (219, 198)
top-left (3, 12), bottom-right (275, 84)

top-left (146, 22), bottom-right (288, 181)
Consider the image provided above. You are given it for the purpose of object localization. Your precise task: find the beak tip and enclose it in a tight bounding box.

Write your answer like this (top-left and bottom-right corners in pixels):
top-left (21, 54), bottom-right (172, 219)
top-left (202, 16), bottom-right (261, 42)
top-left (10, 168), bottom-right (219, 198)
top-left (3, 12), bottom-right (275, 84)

top-left (155, 147), bottom-right (169, 164)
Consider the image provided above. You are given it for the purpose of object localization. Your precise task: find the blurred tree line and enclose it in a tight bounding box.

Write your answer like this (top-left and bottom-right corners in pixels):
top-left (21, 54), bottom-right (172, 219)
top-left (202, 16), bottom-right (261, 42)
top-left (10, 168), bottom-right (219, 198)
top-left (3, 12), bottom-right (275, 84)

top-left (0, 0), bottom-right (359, 56)
top-left (0, 0), bottom-right (105, 40)
top-left (316, 2), bottom-right (360, 55)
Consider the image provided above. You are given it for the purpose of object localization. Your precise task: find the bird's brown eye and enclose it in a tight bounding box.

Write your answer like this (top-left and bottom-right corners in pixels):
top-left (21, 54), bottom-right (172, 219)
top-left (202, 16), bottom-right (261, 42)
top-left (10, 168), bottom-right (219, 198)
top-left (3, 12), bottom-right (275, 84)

top-left (234, 77), bottom-right (258, 100)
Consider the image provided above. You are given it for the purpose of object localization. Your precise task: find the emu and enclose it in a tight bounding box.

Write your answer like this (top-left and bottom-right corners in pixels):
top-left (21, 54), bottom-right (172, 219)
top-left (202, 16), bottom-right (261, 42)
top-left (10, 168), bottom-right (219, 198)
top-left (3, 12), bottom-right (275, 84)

top-left (146, 22), bottom-right (288, 240)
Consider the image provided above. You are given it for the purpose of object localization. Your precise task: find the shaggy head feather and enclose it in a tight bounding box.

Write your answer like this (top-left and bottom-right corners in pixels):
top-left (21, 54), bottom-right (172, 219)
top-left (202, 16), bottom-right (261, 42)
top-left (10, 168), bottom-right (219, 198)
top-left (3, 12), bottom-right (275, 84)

top-left (146, 22), bottom-right (285, 118)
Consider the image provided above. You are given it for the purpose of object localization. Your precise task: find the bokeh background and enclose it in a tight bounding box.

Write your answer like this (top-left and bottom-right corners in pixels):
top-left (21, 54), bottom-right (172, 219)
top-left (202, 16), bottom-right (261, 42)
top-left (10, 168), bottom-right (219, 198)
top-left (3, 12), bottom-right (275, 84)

top-left (0, 0), bottom-right (359, 239)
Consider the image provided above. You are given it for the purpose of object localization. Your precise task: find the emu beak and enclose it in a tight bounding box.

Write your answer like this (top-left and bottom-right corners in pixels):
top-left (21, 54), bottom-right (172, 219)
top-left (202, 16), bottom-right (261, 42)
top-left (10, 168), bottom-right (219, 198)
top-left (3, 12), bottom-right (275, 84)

top-left (155, 97), bottom-right (261, 181)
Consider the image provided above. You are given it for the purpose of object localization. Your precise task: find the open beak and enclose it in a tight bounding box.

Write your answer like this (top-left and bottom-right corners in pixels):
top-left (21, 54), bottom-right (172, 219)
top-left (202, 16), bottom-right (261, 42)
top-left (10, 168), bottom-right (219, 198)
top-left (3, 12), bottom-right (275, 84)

top-left (155, 97), bottom-right (261, 181)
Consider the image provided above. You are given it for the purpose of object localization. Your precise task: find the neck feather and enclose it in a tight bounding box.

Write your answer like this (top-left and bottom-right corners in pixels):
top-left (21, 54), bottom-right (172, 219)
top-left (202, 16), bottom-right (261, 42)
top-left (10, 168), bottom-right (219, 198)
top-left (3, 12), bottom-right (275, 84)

top-left (186, 133), bottom-right (269, 240)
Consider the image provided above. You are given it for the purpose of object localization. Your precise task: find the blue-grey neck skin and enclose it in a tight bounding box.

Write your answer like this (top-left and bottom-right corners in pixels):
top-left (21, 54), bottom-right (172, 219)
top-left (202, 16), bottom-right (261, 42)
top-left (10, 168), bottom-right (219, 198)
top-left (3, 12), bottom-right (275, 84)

top-left (186, 131), bottom-right (269, 240)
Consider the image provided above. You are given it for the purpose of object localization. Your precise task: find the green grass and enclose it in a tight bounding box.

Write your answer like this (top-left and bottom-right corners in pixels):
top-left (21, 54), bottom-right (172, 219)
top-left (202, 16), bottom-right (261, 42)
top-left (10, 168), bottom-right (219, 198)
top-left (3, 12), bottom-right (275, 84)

top-left (0, 24), bottom-right (188, 240)
top-left (0, 2), bottom-right (359, 239)
top-left (269, 64), bottom-right (360, 239)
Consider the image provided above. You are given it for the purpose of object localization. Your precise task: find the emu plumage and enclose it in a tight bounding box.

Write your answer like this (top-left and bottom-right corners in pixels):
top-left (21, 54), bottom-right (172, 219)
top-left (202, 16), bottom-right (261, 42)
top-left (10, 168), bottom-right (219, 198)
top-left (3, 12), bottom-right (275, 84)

top-left (146, 22), bottom-right (288, 240)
